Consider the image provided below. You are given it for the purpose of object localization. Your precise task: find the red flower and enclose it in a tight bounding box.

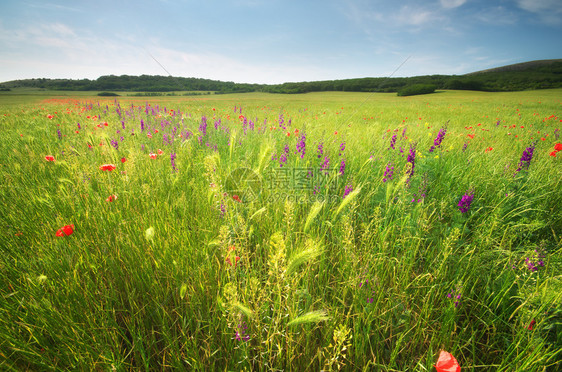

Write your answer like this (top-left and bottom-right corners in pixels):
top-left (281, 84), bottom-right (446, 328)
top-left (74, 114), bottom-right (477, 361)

top-left (527, 319), bottom-right (536, 330)
top-left (47, 114), bottom-right (54, 119)
top-left (467, 134), bottom-right (475, 139)
top-left (232, 195), bottom-right (241, 203)
top-left (554, 143), bottom-right (562, 151)
top-left (550, 151), bottom-right (558, 157)
top-left (99, 164), bottom-right (116, 171)
top-left (157, 149), bottom-right (164, 155)
top-left (45, 155), bottom-right (55, 161)
top-left (434, 350), bottom-right (461, 372)
top-left (56, 224), bottom-right (74, 237)
top-left (149, 153), bottom-right (157, 159)
top-left (225, 255), bottom-right (240, 267)
top-left (121, 157), bottom-right (127, 163)
top-left (485, 147), bottom-right (493, 152)
top-left (106, 194), bottom-right (117, 202)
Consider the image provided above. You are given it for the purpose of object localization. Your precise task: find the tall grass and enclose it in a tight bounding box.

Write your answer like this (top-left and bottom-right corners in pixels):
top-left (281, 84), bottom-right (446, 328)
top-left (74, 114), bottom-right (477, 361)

top-left (0, 90), bottom-right (561, 370)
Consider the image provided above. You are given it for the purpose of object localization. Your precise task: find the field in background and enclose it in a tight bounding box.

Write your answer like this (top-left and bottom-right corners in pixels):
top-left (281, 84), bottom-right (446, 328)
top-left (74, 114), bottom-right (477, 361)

top-left (1, 89), bottom-right (561, 371)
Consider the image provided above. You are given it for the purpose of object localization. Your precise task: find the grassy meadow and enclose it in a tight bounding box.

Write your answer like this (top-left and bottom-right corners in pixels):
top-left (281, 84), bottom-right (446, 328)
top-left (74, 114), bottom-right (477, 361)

top-left (0, 89), bottom-right (561, 371)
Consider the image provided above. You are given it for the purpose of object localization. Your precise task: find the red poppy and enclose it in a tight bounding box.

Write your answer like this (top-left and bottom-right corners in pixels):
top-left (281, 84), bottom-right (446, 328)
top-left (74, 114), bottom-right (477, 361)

top-left (106, 194), bottom-right (117, 202)
top-left (550, 151), bottom-right (557, 157)
top-left (99, 164), bottom-right (116, 171)
top-left (232, 195), bottom-right (241, 203)
top-left (149, 153), bottom-right (157, 159)
top-left (157, 149), bottom-right (164, 155)
top-left (467, 134), bottom-right (475, 139)
top-left (56, 224), bottom-right (74, 237)
top-left (485, 147), bottom-right (493, 152)
top-left (47, 114), bottom-right (54, 119)
top-left (121, 157), bottom-right (127, 163)
top-left (45, 155), bottom-right (55, 161)
top-left (434, 350), bottom-right (461, 372)
top-left (225, 255), bottom-right (240, 267)
top-left (555, 143), bottom-right (562, 151)
top-left (527, 319), bottom-right (536, 330)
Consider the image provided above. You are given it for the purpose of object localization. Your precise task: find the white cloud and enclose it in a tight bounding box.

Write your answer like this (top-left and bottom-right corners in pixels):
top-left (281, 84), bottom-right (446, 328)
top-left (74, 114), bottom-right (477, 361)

top-left (440, 0), bottom-right (467, 9)
top-left (516, 0), bottom-right (562, 25)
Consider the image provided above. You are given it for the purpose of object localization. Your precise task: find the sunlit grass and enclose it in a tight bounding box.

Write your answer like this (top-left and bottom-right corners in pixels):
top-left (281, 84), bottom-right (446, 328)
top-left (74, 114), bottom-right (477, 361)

top-left (0, 89), bottom-right (561, 371)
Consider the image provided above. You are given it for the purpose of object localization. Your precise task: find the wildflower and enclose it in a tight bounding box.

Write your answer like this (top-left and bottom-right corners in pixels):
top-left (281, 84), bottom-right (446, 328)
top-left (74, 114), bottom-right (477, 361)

top-left (527, 319), bottom-right (536, 330)
top-left (382, 162), bottom-right (394, 182)
top-left (235, 321), bottom-right (250, 341)
top-left (199, 116), bottom-right (207, 136)
top-left (406, 143), bottom-right (417, 179)
top-left (389, 133), bottom-right (397, 149)
top-left (47, 114), bottom-right (54, 119)
top-left (99, 164), bottom-right (116, 171)
top-left (485, 147), bottom-right (493, 152)
top-left (170, 152), bottom-right (177, 172)
top-left (434, 350), bottom-right (461, 372)
top-left (458, 190), bottom-right (474, 213)
top-left (516, 143), bottom-right (535, 172)
top-left (550, 151), bottom-right (557, 157)
top-left (429, 125), bottom-right (447, 152)
top-left (321, 156), bottom-right (330, 174)
top-left (232, 194), bottom-right (241, 203)
top-left (339, 158), bottom-right (346, 175)
top-left (56, 224), bottom-right (74, 237)
top-left (57, 129), bottom-right (62, 140)
top-left (149, 153), bottom-right (157, 159)
top-left (317, 142), bottom-right (323, 158)
top-left (343, 182), bottom-right (353, 198)
top-left (121, 157), bottom-right (127, 163)
top-left (45, 155), bottom-right (55, 162)
top-left (296, 132), bottom-right (306, 158)
top-left (555, 143), bottom-right (562, 151)
top-left (339, 141), bottom-right (346, 156)
top-left (158, 149), bottom-right (164, 155)
top-left (106, 194), bottom-right (117, 202)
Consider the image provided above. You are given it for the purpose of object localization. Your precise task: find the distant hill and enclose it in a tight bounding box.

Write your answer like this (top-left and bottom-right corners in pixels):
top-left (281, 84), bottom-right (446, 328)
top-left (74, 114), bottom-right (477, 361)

top-left (467, 59), bottom-right (562, 75)
top-left (1, 59), bottom-right (561, 94)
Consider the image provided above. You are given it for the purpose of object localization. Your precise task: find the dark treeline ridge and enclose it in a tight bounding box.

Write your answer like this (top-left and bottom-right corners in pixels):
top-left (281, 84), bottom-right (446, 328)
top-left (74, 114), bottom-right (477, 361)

top-left (2, 60), bottom-right (561, 94)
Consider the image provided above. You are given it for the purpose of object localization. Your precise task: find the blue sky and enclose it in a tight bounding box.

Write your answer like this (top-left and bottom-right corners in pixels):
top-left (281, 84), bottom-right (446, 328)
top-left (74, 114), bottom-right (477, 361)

top-left (0, 0), bottom-right (561, 84)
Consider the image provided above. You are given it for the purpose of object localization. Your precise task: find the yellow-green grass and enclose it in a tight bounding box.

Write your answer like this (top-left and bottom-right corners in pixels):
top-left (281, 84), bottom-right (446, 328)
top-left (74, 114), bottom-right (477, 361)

top-left (0, 89), bottom-right (560, 371)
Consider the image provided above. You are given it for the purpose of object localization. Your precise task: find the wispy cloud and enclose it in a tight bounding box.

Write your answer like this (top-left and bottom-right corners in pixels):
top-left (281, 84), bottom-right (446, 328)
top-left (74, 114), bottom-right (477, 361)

top-left (475, 6), bottom-right (518, 25)
top-left (440, 0), bottom-right (466, 9)
top-left (516, 0), bottom-right (562, 25)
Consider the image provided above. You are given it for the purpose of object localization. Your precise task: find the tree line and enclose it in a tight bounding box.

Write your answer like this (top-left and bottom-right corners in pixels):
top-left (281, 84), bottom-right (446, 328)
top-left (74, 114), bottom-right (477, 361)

top-left (1, 61), bottom-right (561, 94)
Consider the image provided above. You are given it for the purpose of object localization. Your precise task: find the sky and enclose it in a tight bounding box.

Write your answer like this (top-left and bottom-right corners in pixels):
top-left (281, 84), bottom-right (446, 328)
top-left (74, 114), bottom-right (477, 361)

top-left (0, 0), bottom-right (561, 84)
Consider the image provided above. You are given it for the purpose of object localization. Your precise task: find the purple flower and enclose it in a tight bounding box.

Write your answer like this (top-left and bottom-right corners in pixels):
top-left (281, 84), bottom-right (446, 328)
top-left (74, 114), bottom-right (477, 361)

top-left (199, 116), bottom-right (207, 136)
top-left (140, 119), bottom-right (145, 132)
top-left (170, 152), bottom-right (177, 172)
top-left (57, 128), bottom-right (62, 140)
top-left (429, 125), bottom-right (447, 152)
top-left (344, 182), bottom-right (353, 198)
top-left (317, 142), bottom-right (324, 158)
top-left (389, 134), bottom-right (397, 150)
top-left (339, 141), bottom-right (346, 156)
top-left (296, 132), bottom-right (306, 159)
top-left (321, 156), bottom-right (330, 174)
top-left (110, 138), bottom-right (119, 150)
top-left (516, 143), bottom-right (535, 172)
top-left (383, 162), bottom-right (394, 183)
top-left (279, 144), bottom-right (289, 167)
top-left (406, 143), bottom-right (417, 179)
top-left (458, 189), bottom-right (474, 213)
top-left (339, 159), bottom-right (346, 175)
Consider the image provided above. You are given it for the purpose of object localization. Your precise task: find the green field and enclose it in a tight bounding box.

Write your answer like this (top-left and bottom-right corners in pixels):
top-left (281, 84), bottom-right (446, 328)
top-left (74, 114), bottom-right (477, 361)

top-left (1, 89), bottom-right (561, 371)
